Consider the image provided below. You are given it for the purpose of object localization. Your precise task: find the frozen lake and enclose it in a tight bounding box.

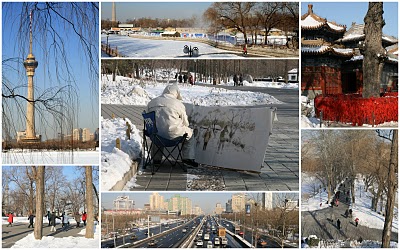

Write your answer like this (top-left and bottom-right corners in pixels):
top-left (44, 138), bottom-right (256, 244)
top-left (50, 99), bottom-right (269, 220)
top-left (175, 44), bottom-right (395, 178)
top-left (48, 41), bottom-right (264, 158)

top-left (101, 34), bottom-right (241, 58)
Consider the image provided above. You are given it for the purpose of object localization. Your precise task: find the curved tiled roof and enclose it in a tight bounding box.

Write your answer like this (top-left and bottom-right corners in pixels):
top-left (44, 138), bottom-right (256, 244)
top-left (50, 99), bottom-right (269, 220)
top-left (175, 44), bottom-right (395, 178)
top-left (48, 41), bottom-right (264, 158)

top-left (338, 23), bottom-right (398, 45)
top-left (302, 45), bottom-right (354, 57)
top-left (301, 4), bottom-right (346, 33)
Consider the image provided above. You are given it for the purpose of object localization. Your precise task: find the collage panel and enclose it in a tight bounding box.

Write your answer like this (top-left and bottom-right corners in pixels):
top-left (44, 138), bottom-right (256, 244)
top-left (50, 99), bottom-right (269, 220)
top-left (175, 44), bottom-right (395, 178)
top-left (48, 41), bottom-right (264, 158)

top-left (100, 59), bottom-right (299, 192)
top-left (101, 192), bottom-right (299, 248)
top-left (2, 165), bottom-right (100, 248)
top-left (300, 2), bottom-right (398, 128)
top-left (100, 2), bottom-right (299, 58)
top-left (2, 2), bottom-right (100, 164)
top-left (301, 130), bottom-right (398, 248)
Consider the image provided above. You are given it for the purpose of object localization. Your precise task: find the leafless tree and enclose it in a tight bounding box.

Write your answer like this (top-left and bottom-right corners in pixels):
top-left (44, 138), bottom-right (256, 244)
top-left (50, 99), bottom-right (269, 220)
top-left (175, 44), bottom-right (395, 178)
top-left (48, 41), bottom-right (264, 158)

top-left (361, 2), bottom-right (387, 98)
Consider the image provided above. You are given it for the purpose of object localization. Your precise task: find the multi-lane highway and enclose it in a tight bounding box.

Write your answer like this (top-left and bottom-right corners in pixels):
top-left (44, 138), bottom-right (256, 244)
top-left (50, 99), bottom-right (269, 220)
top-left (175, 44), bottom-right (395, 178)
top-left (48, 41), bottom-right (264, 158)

top-left (101, 219), bottom-right (186, 248)
top-left (101, 215), bottom-right (295, 248)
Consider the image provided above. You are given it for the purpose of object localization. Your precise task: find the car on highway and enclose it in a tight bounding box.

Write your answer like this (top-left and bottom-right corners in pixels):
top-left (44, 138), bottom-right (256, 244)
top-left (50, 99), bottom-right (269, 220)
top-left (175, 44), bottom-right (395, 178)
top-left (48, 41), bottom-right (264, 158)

top-left (238, 231), bottom-right (244, 236)
top-left (204, 233), bottom-right (210, 240)
top-left (103, 243), bottom-right (114, 248)
top-left (148, 239), bottom-right (157, 247)
top-left (196, 239), bottom-right (203, 247)
top-left (182, 228), bottom-right (187, 233)
top-left (197, 232), bottom-right (203, 237)
top-left (214, 237), bottom-right (220, 245)
top-left (257, 239), bottom-right (268, 247)
top-left (130, 234), bottom-right (137, 240)
top-left (207, 241), bottom-right (213, 248)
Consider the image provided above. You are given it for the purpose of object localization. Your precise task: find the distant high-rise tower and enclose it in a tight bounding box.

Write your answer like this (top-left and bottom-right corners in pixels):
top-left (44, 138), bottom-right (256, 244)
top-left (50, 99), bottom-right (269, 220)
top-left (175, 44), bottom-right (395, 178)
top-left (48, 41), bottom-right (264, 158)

top-left (264, 192), bottom-right (273, 210)
top-left (112, 2), bottom-right (116, 22)
top-left (22, 10), bottom-right (40, 143)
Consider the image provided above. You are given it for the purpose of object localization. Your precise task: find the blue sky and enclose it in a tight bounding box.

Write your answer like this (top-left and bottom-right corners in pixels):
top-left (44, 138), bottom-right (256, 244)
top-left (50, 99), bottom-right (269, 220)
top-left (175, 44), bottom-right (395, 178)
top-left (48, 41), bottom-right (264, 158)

top-left (2, 2), bottom-right (99, 140)
top-left (302, 2), bottom-right (398, 37)
top-left (101, 192), bottom-right (298, 214)
top-left (101, 2), bottom-right (211, 22)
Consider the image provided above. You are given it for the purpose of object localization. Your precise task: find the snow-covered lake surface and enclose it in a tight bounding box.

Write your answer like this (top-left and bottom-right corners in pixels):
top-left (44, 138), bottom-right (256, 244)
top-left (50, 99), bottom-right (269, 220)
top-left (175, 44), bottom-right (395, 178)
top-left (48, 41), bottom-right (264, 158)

top-left (2, 150), bottom-right (99, 164)
top-left (101, 75), bottom-right (283, 106)
top-left (102, 34), bottom-right (240, 58)
top-left (101, 117), bottom-right (142, 191)
top-left (10, 224), bottom-right (99, 248)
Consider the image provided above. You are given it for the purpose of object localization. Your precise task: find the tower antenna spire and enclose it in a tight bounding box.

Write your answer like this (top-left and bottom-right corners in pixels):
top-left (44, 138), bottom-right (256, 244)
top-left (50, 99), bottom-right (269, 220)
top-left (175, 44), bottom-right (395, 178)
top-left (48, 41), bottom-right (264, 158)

top-left (29, 10), bottom-right (33, 55)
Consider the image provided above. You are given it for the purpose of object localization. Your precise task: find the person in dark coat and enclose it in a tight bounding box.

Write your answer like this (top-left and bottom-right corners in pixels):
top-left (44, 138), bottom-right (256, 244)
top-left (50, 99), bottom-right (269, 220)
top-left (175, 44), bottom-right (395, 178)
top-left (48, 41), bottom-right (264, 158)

top-left (349, 208), bottom-right (353, 217)
top-left (82, 212), bottom-right (87, 226)
top-left (178, 74), bottom-right (183, 83)
top-left (47, 211), bottom-right (51, 226)
top-left (233, 74), bottom-right (238, 86)
top-left (337, 219), bottom-right (341, 229)
top-left (344, 209), bottom-right (349, 218)
top-left (28, 213), bottom-right (35, 228)
top-left (50, 212), bottom-right (60, 232)
top-left (183, 74), bottom-right (188, 83)
top-left (189, 74), bottom-right (194, 85)
top-left (239, 74), bottom-right (243, 86)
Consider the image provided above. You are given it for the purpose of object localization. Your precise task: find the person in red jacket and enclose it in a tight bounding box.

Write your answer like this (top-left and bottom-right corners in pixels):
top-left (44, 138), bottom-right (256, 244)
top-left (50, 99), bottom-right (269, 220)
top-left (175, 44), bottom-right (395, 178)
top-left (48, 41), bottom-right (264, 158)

top-left (7, 212), bottom-right (14, 227)
top-left (355, 217), bottom-right (359, 227)
top-left (82, 212), bottom-right (87, 226)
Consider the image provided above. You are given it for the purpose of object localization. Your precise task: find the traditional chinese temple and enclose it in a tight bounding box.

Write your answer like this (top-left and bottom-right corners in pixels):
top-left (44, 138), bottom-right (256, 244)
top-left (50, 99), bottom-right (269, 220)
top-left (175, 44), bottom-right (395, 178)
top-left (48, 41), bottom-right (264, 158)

top-left (301, 4), bottom-right (398, 98)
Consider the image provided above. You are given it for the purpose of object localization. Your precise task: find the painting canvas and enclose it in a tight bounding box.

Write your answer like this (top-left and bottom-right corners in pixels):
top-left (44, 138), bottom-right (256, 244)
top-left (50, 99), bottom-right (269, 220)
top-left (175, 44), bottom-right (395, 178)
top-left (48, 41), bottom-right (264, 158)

top-left (185, 104), bottom-right (277, 172)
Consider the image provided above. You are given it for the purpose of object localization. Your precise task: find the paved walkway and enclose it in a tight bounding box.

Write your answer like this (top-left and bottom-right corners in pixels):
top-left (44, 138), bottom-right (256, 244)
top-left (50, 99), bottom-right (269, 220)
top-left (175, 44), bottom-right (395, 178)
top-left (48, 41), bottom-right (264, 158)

top-left (302, 179), bottom-right (398, 242)
top-left (2, 222), bottom-right (85, 248)
top-left (101, 85), bottom-right (299, 191)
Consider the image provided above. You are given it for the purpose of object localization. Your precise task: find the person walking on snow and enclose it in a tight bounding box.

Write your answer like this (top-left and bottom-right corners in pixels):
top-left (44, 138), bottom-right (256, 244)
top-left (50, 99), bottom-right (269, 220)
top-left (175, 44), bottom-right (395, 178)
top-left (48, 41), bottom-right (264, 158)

top-left (50, 211), bottom-right (60, 232)
top-left (62, 212), bottom-right (70, 231)
top-left (355, 217), bottom-right (359, 227)
top-left (337, 219), bottom-right (341, 230)
top-left (46, 211), bottom-right (51, 226)
top-left (82, 212), bottom-right (87, 226)
top-left (74, 213), bottom-right (81, 228)
top-left (233, 74), bottom-right (238, 86)
top-left (28, 212), bottom-right (35, 228)
top-left (7, 212), bottom-right (14, 227)
top-left (147, 84), bottom-right (198, 167)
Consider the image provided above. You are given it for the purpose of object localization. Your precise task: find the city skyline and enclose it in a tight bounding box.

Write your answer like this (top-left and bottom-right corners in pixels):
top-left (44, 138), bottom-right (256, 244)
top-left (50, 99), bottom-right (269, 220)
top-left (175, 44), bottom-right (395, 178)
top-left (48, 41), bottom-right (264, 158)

top-left (101, 192), bottom-right (299, 214)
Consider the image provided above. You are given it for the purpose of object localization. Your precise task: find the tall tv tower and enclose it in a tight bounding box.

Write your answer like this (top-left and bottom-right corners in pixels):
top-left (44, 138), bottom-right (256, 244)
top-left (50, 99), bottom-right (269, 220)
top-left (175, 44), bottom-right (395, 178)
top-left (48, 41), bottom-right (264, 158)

top-left (112, 2), bottom-right (116, 22)
top-left (22, 10), bottom-right (40, 143)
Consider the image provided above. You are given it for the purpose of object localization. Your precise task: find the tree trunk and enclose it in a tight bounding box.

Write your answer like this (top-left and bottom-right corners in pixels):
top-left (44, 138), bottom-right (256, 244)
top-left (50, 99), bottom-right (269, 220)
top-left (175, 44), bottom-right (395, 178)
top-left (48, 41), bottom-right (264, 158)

top-left (85, 166), bottom-right (95, 238)
top-left (34, 166), bottom-right (45, 240)
top-left (381, 130), bottom-right (397, 247)
top-left (362, 2), bottom-right (386, 98)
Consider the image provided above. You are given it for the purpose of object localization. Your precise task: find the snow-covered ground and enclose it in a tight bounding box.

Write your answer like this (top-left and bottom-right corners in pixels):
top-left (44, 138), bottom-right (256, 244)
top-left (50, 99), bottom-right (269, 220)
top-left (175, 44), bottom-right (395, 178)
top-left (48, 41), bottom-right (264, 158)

top-left (101, 117), bottom-right (142, 191)
top-left (352, 177), bottom-right (398, 233)
top-left (301, 173), bottom-right (330, 211)
top-left (11, 224), bottom-right (99, 248)
top-left (102, 34), bottom-right (240, 58)
top-left (2, 150), bottom-right (99, 164)
top-left (101, 75), bottom-right (283, 106)
top-left (209, 79), bottom-right (298, 89)
top-left (302, 173), bottom-right (398, 233)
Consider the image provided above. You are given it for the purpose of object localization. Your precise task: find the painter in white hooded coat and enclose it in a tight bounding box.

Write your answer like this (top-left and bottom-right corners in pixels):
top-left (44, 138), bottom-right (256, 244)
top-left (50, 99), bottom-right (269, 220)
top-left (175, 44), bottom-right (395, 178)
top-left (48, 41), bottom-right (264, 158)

top-left (147, 84), bottom-right (195, 161)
